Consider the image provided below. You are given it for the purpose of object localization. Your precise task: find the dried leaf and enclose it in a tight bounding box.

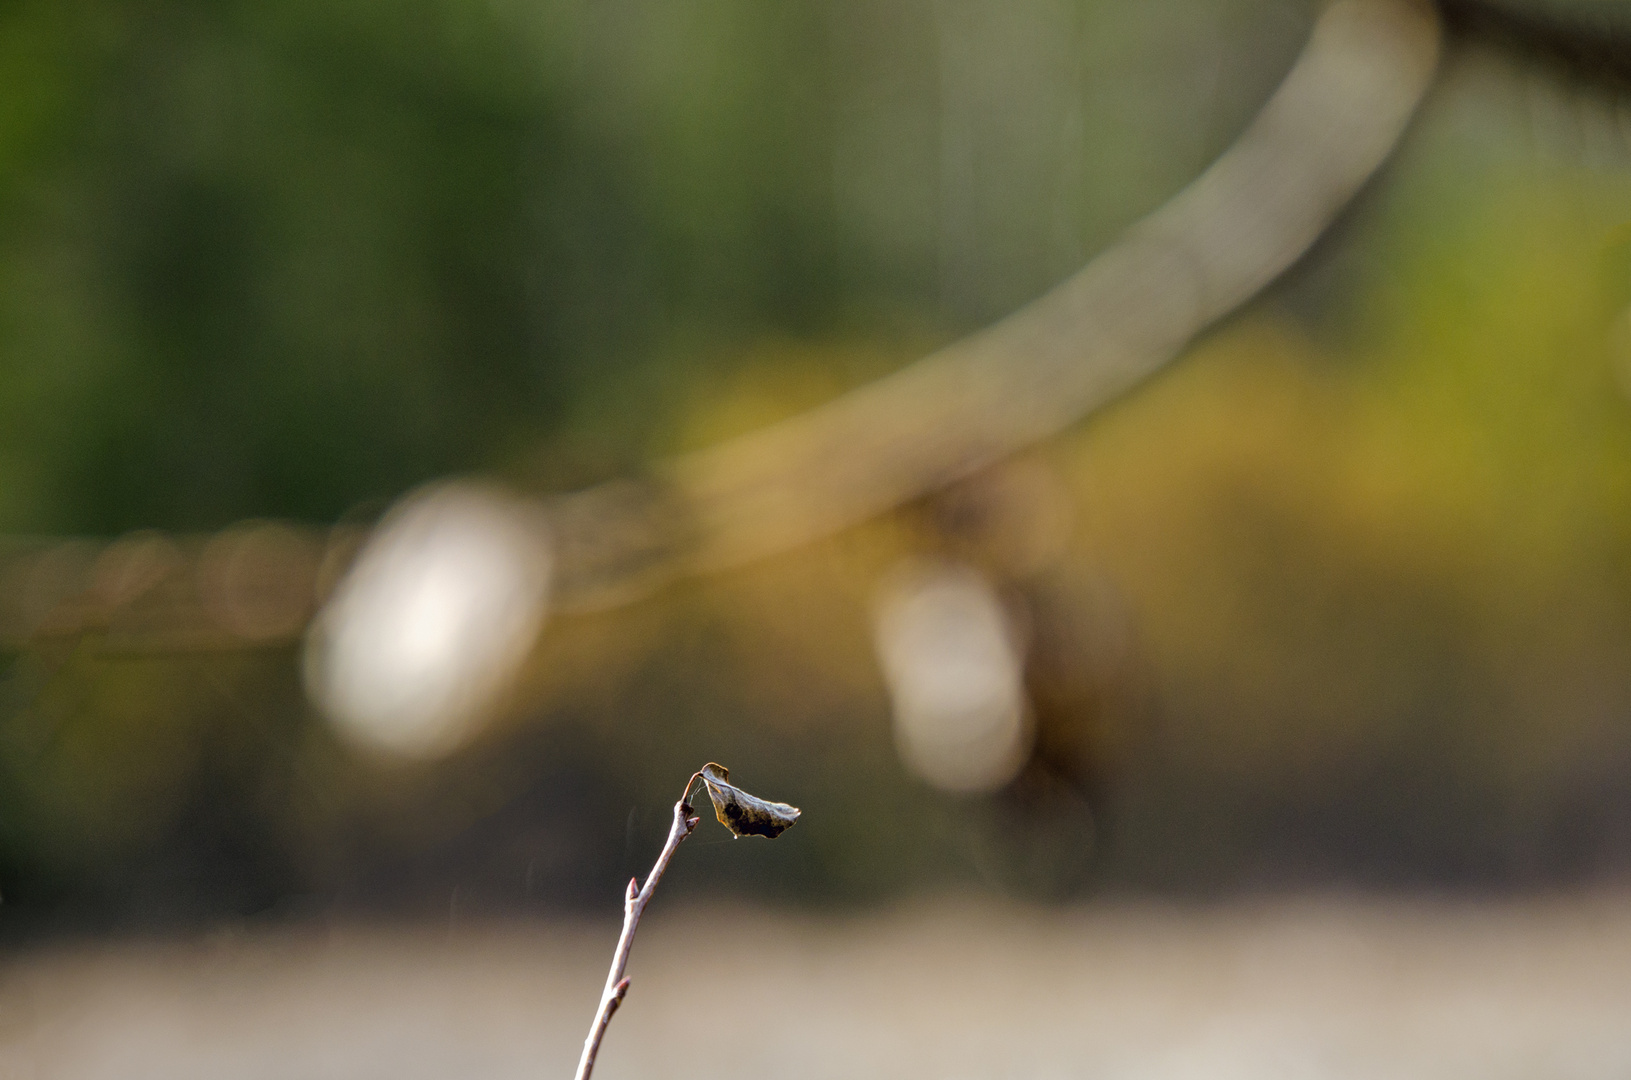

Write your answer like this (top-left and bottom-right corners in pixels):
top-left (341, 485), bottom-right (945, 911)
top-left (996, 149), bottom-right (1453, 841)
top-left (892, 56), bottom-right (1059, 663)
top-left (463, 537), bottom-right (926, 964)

top-left (699, 763), bottom-right (800, 839)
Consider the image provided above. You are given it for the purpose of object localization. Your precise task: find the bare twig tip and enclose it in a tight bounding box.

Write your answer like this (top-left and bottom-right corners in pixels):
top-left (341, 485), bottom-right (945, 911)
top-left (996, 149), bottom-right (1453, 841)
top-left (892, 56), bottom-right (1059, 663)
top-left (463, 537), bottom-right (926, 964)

top-left (576, 764), bottom-right (795, 1080)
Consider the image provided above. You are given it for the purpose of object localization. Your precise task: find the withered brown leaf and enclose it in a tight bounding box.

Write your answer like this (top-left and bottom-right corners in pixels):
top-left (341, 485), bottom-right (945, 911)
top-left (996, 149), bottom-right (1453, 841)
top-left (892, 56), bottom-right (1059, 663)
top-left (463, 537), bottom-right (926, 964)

top-left (698, 763), bottom-right (800, 839)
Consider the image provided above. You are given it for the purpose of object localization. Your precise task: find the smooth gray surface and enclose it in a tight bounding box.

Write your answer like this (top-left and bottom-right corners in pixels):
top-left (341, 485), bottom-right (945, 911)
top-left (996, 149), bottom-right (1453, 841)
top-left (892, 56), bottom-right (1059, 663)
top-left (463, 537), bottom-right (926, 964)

top-left (5, 895), bottom-right (1631, 1080)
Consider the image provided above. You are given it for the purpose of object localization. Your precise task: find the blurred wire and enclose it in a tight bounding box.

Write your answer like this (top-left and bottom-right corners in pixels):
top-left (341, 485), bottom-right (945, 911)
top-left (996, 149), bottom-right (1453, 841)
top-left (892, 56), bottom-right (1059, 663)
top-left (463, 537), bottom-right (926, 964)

top-left (0, 523), bottom-right (340, 654)
top-left (0, 0), bottom-right (1442, 753)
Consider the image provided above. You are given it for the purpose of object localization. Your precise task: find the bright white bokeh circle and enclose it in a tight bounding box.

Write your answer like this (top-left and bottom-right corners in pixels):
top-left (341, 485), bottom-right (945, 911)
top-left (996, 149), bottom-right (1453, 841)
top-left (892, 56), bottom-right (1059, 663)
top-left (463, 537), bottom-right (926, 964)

top-left (303, 481), bottom-right (553, 758)
top-left (872, 558), bottom-right (1032, 793)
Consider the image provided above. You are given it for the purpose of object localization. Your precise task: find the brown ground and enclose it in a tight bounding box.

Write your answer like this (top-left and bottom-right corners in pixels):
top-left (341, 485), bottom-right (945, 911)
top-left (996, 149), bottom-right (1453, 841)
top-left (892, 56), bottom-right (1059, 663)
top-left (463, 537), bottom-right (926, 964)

top-left (3, 894), bottom-right (1631, 1079)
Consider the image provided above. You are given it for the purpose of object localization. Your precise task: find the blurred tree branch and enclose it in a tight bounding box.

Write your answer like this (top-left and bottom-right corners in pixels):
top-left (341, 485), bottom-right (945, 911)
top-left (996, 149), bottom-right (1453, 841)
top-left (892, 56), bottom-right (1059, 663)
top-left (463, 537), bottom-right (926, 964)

top-left (5, 0), bottom-right (1443, 659)
top-left (17, 0), bottom-right (1631, 658)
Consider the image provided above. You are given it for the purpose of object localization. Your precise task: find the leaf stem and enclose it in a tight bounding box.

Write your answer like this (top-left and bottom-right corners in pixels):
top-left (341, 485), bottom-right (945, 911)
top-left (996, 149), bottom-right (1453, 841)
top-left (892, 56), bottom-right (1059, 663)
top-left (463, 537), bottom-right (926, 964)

top-left (572, 777), bottom-right (701, 1080)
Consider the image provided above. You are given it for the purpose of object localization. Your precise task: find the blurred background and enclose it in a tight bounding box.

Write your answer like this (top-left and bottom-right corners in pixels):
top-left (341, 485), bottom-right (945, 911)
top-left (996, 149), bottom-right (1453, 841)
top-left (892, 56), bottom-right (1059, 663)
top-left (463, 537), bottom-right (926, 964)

top-left (5, 0), bottom-right (1631, 1075)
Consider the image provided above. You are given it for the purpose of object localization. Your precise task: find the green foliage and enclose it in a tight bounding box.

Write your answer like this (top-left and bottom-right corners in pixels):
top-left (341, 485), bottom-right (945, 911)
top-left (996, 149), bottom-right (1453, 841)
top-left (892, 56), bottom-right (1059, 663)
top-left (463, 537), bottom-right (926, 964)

top-left (9, 0), bottom-right (1631, 917)
top-left (0, 0), bottom-right (1310, 534)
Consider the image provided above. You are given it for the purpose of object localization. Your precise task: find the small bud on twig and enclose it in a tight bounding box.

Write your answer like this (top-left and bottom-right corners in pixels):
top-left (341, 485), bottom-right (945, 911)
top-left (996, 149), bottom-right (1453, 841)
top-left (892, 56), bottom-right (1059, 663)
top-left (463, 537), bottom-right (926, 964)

top-left (571, 764), bottom-right (798, 1080)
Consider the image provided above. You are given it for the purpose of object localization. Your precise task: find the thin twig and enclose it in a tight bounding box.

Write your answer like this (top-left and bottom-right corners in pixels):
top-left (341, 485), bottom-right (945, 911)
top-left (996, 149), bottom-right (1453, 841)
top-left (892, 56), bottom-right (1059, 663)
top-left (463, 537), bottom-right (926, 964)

top-left (572, 773), bottom-right (704, 1080)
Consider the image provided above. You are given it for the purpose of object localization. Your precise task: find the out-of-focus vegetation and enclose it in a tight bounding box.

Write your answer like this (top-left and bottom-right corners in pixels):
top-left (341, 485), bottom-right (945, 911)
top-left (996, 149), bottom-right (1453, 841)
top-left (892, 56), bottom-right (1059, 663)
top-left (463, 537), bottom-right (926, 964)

top-left (0, 0), bottom-right (1312, 535)
top-left (4, 0), bottom-right (1631, 929)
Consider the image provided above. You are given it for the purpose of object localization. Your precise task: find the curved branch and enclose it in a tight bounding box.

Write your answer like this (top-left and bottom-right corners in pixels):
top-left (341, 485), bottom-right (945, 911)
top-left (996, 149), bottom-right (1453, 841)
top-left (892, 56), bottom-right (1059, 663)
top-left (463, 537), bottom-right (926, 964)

top-left (0, 2), bottom-right (1444, 681)
top-left (546, 0), bottom-right (1442, 611)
